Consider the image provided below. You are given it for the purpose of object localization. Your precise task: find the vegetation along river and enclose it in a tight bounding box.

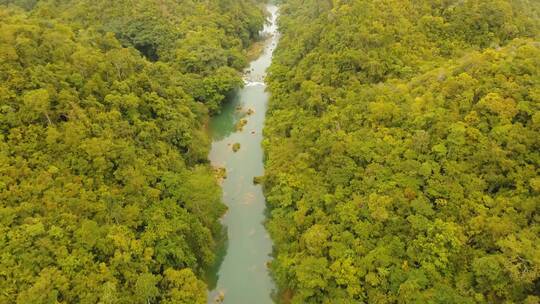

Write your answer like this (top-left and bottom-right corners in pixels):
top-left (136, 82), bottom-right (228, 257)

top-left (207, 4), bottom-right (279, 303)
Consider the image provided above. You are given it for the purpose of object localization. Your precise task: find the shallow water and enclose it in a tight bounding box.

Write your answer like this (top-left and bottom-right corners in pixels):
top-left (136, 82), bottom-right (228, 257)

top-left (206, 4), bottom-right (279, 304)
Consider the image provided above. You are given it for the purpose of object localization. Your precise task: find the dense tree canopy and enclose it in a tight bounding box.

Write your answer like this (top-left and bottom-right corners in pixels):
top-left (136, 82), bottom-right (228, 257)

top-left (264, 0), bottom-right (540, 303)
top-left (3, 0), bottom-right (266, 112)
top-left (0, 0), bottom-right (264, 303)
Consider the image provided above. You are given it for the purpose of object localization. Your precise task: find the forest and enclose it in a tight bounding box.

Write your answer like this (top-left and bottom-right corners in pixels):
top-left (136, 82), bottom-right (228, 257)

top-left (0, 0), bottom-right (264, 303)
top-left (2, 0), bottom-right (540, 303)
top-left (264, 0), bottom-right (540, 303)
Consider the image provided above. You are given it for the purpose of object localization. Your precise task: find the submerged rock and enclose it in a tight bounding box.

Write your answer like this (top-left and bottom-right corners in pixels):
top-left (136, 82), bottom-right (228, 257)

top-left (235, 118), bottom-right (248, 131)
top-left (215, 290), bottom-right (225, 303)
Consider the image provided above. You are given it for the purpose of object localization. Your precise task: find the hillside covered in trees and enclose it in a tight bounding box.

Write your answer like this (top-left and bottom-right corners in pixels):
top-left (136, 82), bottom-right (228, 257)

top-left (0, 0), bottom-right (264, 303)
top-left (264, 0), bottom-right (540, 303)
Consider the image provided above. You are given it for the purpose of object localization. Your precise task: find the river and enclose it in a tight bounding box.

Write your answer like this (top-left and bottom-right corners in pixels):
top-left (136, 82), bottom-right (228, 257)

top-left (206, 4), bottom-right (279, 304)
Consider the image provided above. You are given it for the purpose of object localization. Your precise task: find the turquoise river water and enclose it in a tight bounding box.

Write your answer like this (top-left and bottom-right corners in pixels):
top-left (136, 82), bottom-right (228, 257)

top-left (207, 4), bottom-right (279, 304)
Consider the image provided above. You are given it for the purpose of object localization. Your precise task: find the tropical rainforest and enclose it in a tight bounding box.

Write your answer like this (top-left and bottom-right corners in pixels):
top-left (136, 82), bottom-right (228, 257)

top-left (264, 0), bottom-right (540, 303)
top-left (2, 0), bottom-right (540, 303)
top-left (0, 0), bottom-right (264, 303)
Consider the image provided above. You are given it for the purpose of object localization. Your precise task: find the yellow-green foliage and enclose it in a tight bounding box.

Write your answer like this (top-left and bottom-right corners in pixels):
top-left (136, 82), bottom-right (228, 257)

top-left (264, 0), bottom-right (540, 303)
top-left (18, 0), bottom-right (265, 113)
top-left (0, 0), bottom-right (263, 302)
